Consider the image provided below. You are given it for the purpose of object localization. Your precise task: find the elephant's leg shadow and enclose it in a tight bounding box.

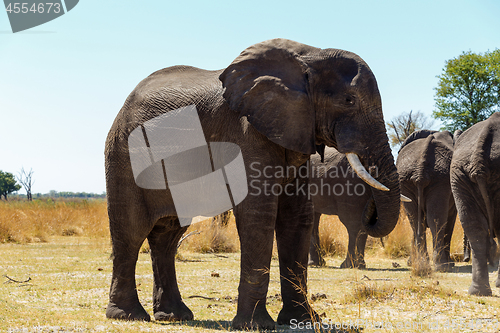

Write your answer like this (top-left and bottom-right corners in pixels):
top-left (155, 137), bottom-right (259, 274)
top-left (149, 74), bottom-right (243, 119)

top-left (147, 218), bottom-right (193, 321)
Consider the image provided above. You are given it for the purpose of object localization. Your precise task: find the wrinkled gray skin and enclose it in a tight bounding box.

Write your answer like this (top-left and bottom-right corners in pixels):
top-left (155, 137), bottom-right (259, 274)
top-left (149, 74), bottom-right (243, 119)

top-left (105, 39), bottom-right (400, 330)
top-left (396, 130), bottom-right (457, 272)
top-left (451, 113), bottom-right (500, 296)
top-left (308, 147), bottom-right (383, 268)
top-left (463, 234), bottom-right (498, 266)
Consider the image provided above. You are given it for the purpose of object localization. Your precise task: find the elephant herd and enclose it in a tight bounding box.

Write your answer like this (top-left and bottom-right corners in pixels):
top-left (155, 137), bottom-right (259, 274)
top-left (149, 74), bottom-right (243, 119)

top-left (310, 117), bottom-right (500, 296)
top-left (104, 38), bottom-right (500, 329)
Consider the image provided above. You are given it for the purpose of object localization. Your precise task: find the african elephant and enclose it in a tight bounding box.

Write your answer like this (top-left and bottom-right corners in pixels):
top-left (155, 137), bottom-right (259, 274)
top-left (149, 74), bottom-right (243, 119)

top-left (451, 112), bottom-right (500, 296)
top-left (105, 38), bottom-right (400, 330)
top-left (396, 130), bottom-right (457, 272)
top-left (308, 147), bottom-right (379, 269)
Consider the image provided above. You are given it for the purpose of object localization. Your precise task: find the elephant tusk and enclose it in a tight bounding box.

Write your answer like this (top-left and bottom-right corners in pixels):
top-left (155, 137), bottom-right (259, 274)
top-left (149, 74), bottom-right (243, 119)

top-left (346, 153), bottom-right (389, 192)
top-left (401, 194), bottom-right (412, 202)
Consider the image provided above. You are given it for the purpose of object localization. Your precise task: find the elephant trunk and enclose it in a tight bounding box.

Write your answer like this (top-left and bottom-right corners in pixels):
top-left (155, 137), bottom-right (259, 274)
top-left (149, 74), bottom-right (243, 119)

top-left (362, 141), bottom-right (400, 238)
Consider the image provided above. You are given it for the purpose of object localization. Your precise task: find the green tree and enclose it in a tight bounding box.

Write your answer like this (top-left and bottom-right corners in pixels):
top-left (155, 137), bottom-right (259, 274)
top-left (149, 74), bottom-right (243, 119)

top-left (0, 170), bottom-right (21, 200)
top-left (387, 110), bottom-right (434, 149)
top-left (433, 49), bottom-right (500, 131)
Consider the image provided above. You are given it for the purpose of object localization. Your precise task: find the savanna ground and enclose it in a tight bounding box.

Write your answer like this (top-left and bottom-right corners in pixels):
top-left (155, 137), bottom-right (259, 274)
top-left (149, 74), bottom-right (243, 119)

top-left (1, 200), bottom-right (500, 332)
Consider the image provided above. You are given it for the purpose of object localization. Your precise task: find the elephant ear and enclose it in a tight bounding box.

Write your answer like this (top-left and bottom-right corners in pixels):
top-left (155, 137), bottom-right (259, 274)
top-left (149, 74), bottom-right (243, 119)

top-left (219, 39), bottom-right (317, 155)
top-left (398, 129), bottom-right (437, 153)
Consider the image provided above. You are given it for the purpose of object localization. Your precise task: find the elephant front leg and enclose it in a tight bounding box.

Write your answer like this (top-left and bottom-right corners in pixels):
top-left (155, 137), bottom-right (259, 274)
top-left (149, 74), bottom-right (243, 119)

top-left (231, 198), bottom-right (278, 330)
top-left (275, 183), bottom-right (319, 326)
top-left (147, 220), bottom-right (193, 321)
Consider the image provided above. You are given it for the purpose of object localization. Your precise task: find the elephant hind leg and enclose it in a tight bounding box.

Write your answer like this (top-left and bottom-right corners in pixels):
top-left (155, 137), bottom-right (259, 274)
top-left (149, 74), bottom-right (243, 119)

top-left (308, 212), bottom-right (325, 266)
top-left (107, 227), bottom-right (150, 321)
top-left (354, 231), bottom-right (368, 269)
top-left (147, 218), bottom-right (193, 322)
top-left (340, 226), bottom-right (366, 269)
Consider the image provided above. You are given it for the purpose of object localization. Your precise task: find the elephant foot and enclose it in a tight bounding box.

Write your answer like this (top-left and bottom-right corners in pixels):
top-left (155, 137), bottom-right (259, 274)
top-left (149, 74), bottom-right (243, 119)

top-left (308, 257), bottom-right (326, 267)
top-left (468, 283), bottom-right (492, 296)
top-left (435, 261), bottom-right (454, 272)
top-left (106, 302), bottom-right (151, 321)
top-left (340, 258), bottom-right (354, 269)
top-left (356, 261), bottom-right (366, 269)
top-left (496, 277), bottom-right (500, 289)
top-left (154, 302), bottom-right (194, 321)
top-left (277, 305), bottom-right (320, 326)
top-left (232, 307), bottom-right (275, 330)
top-left (340, 258), bottom-right (365, 269)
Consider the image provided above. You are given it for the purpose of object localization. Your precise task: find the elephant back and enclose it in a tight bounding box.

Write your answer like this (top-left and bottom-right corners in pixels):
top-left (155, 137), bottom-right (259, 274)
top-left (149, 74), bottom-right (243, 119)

top-left (453, 112), bottom-right (500, 181)
top-left (397, 130), bottom-right (454, 184)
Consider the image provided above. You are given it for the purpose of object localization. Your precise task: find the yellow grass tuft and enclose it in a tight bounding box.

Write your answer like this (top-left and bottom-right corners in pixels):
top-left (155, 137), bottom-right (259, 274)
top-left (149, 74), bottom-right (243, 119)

top-left (318, 214), bottom-right (347, 257)
top-left (179, 216), bottom-right (240, 253)
top-left (384, 208), bottom-right (412, 258)
top-left (0, 199), bottom-right (109, 243)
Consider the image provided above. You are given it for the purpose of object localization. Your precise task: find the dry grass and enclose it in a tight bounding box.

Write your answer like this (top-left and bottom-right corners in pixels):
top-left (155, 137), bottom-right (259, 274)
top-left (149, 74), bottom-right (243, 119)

top-left (1, 200), bottom-right (499, 332)
top-left (317, 214), bottom-right (347, 257)
top-left (181, 217), bottom-right (240, 253)
top-left (0, 198), bottom-right (468, 288)
top-left (0, 199), bottom-right (109, 243)
top-left (384, 210), bottom-right (413, 258)
top-left (0, 200), bottom-right (467, 265)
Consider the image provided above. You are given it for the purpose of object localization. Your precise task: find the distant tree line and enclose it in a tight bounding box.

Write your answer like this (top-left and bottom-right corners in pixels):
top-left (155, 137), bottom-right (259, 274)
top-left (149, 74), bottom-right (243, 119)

top-left (34, 190), bottom-right (107, 199)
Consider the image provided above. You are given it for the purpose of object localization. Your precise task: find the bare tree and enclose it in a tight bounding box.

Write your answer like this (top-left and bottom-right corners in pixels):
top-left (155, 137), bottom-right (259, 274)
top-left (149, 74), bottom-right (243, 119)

top-left (387, 110), bottom-right (435, 150)
top-left (17, 168), bottom-right (34, 201)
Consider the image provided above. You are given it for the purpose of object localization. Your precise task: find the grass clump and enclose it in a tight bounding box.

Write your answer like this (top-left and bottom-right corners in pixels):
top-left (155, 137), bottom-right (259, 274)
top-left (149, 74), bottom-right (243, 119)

top-left (0, 199), bottom-right (108, 243)
top-left (180, 216), bottom-right (239, 253)
top-left (318, 215), bottom-right (347, 257)
top-left (383, 208), bottom-right (412, 258)
top-left (347, 282), bottom-right (395, 303)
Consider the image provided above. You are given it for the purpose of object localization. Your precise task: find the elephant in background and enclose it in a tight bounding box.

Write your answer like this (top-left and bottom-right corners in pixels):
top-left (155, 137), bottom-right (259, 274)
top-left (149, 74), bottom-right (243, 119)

top-left (451, 112), bottom-right (500, 296)
top-left (396, 130), bottom-right (457, 272)
top-left (308, 147), bottom-right (385, 269)
top-left (105, 39), bottom-right (401, 330)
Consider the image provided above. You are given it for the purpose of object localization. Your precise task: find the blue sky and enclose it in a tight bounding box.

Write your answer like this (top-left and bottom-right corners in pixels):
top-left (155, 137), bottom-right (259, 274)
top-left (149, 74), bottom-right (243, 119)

top-left (1, 0), bottom-right (499, 194)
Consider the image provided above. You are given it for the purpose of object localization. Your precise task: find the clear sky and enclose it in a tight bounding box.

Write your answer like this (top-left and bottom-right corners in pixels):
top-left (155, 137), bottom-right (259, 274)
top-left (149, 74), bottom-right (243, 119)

top-left (1, 0), bottom-right (499, 194)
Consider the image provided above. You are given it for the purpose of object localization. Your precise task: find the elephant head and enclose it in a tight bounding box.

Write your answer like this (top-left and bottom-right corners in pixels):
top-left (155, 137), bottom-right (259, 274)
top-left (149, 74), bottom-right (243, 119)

top-left (220, 38), bottom-right (400, 237)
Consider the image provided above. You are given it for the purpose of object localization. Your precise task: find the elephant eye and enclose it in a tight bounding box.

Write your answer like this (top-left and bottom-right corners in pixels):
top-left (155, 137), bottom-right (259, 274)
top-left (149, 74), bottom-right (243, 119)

top-left (345, 95), bottom-right (356, 106)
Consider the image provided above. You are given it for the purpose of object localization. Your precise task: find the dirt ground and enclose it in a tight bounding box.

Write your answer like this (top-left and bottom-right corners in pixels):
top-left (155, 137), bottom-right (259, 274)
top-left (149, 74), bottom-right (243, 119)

top-left (1, 237), bottom-right (500, 332)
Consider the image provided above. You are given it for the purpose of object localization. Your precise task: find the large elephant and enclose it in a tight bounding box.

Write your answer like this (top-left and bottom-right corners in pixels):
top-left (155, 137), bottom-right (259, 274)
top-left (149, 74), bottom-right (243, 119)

top-left (308, 147), bottom-right (381, 268)
top-left (451, 112), bottom-right (500, 296)
top-left (396, 130), bottom-right (457, 272)
top-left (104, 39), bottom-right (400, 329)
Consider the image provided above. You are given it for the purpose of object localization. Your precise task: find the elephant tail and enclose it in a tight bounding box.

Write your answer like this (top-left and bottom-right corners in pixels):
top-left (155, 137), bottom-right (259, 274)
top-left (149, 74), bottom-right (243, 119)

top-left (416, 182), bottom-right (425, 237)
